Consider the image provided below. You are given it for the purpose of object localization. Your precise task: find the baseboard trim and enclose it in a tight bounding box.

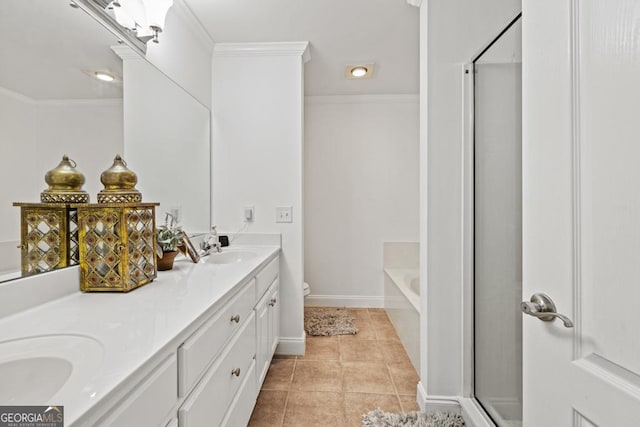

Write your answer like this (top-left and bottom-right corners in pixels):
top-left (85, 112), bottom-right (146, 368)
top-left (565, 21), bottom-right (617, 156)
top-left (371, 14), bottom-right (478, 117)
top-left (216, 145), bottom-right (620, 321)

top-left (304, 294), bottom-right (384, 308)
top-left (459, 398), bottom-right (495, 427)
top-left (417, 382), bottom-right (461, 412)
top-left (275, 335), bottom-right (305, 356)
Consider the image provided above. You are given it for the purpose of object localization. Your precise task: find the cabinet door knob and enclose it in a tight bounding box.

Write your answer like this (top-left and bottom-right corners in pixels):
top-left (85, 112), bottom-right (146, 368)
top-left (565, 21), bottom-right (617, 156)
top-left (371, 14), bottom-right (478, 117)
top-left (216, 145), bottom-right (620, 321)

top-left (231, 368), bottom-right (241, 377)
top-left (230, 314), bottom-right (240, 323)
top-left (269, 298), bottom-right (277, 307)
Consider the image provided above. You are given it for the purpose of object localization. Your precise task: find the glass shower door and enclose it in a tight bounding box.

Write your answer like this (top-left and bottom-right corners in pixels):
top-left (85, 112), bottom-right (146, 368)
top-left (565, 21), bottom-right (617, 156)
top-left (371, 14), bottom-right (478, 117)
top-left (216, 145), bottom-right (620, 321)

top-left (473, 15), bottom-right (522, 427)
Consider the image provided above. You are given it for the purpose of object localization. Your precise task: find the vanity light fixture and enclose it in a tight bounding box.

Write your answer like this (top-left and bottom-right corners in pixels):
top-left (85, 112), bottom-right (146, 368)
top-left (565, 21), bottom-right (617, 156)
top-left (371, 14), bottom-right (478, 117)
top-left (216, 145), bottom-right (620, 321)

top-left (345, 64), bottom-right (375, 79)
top-left (106, 0), bottom-right (174, 44)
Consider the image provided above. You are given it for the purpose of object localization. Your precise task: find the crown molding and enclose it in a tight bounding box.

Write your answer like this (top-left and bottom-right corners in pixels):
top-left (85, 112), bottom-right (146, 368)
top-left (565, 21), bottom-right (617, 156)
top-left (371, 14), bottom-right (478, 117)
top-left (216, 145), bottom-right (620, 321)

top-left (305, 94), bottom-right (419, 105)
top-left (0, 86), bottom-right (35, 104)
top-left (36, 98), bottom-right (123, 107)
top-left (406, 0), bottom-right (423, 7)
top-left (214, 42), bottom-right (311, 63)
top-left (172, 0), bottom-right (215, 54)
top-left (0, 85), bottom-right (122, 106)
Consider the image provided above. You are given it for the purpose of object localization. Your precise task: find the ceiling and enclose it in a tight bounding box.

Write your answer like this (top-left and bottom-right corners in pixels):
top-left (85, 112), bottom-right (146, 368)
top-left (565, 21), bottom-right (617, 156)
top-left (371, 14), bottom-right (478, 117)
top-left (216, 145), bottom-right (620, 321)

top-left (0, 0), bottom-right (123, 100)
top-left (183, 0), bottom-right (420, 96)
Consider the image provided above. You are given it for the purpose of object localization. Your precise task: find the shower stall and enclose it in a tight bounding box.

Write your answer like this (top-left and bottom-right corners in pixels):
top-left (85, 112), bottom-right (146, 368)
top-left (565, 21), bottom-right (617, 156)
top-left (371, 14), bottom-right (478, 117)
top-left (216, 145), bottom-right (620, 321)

top-left (471, 14), bottom-right (522, 427)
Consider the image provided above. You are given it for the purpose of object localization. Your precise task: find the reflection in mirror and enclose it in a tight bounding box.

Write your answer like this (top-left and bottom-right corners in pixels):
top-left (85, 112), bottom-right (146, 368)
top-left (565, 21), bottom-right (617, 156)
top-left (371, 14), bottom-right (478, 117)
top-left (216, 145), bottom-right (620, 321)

top-left (115, 46), bottom-right (210, 235)
top-left (0, 0), bottom-right (124, 282)
top-left (0, 0), bottom-right (210, 284)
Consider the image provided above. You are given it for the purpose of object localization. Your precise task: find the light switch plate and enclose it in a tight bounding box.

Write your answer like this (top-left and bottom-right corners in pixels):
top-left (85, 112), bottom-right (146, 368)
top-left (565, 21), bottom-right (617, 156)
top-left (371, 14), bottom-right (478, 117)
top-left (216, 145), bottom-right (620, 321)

top-left (275, 206), bottom-right (293, 223)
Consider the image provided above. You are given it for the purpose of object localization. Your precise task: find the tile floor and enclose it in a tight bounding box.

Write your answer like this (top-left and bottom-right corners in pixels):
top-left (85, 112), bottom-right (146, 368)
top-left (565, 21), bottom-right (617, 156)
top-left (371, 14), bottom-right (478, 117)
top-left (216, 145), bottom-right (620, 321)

top-left (248, 308), bottom-right (420, 427)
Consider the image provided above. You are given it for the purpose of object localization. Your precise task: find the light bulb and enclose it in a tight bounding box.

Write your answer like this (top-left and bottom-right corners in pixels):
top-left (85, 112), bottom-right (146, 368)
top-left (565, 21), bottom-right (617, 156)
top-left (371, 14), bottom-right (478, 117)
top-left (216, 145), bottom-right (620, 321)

top-left (350, 66), bottom-right (368, 78)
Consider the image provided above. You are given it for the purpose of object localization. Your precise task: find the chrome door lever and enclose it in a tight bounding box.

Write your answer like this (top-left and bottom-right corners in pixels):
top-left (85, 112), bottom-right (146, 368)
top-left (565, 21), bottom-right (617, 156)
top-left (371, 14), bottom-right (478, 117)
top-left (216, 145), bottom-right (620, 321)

top-left (521, 293), bottom-right (574, 328)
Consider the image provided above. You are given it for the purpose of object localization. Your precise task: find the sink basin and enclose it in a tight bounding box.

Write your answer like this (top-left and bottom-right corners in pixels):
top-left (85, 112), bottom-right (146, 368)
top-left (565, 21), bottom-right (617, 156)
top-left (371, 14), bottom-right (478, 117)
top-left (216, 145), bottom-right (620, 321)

top-left (206, 251), bottom-right (258, 265)
top-left (0, 334), bottom-right (104, 403)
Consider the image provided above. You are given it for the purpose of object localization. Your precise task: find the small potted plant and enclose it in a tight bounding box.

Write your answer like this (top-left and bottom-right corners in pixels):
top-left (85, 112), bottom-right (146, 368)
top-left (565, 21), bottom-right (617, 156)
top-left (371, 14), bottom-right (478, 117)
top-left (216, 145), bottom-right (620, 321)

top-left (156, 212), bottom-right (183, 271)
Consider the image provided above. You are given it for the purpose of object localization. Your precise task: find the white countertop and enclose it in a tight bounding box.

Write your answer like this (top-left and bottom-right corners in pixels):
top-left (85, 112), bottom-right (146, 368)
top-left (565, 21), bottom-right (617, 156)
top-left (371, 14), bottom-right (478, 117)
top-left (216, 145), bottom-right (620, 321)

top-left (0, 245), bottom-right (280, 425)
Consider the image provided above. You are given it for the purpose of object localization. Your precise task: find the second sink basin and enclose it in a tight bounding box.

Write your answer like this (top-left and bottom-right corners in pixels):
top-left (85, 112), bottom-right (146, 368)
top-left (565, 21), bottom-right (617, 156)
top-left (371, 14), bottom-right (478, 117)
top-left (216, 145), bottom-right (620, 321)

top-left (206, 251), bottom-right (258, 265)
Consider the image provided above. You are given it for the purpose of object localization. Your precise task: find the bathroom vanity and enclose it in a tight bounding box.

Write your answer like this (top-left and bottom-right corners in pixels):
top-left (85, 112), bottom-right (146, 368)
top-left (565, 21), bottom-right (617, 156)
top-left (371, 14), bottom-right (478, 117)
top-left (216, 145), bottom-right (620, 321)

top-left (0, 245), bottom-right (281, 426)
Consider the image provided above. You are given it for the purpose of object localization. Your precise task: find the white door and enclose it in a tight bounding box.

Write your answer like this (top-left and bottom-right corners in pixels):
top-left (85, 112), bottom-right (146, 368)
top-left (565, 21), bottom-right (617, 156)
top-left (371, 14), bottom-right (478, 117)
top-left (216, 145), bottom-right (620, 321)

top-left (523, 0), bottom-right (640, 425)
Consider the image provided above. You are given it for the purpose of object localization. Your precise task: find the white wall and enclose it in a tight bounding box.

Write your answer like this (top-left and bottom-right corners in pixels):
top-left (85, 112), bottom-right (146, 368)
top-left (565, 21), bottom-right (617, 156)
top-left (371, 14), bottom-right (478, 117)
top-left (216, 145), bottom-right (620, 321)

top-left (419, 0), bottom-right (521, 403)
top-left (0, 87), bottom-right (123, 272)
top-left (144, 0), bottom-right (213, 109)
top-left (0, 88), bottom-right (37, 272)
top-left (304, 95), bottom-right (419, 307)
top-left (118, 48), bottom-right (211, 233)
top-left (211, 43), bottom-right (309, 355)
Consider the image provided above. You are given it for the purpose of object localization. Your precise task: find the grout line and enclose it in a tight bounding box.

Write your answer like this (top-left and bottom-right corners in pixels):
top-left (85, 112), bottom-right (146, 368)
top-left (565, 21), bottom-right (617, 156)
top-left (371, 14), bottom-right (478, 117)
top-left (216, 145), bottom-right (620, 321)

top-left (279, 390), bottom-right (289, 427)
top-left (279, 358), bottom-right (297, 427)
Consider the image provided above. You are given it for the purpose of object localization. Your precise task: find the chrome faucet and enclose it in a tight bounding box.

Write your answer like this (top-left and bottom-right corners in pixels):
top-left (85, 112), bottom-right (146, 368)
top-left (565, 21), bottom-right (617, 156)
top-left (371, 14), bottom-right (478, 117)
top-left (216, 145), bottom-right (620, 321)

top-left (200, 226), bottom-right (221, 256)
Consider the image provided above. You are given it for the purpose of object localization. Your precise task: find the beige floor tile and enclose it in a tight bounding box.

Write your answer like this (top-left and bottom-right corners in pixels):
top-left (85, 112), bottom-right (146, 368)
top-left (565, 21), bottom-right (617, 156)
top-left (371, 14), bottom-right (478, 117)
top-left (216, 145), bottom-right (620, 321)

top-left (291, 360), bottom-right (343, 392)
top-left (372, 321), bottom-right (401, 341)
top-left (379, 340), bottom-right (412, 364)
top-left (273, 354), bottom-right (297, 359)
top-left (346, 308), bottom-right (371, 321)
top-left (398, 394), bottom-right (421, 412)
top-left (339, 320), bottom-right (377, 341)
top-left (248, 390), bottom-right (288, 427)
top-left (343, 392), bottom-right (402, 427)
top-left (283, 391), bottom-right (346, 427)
top-left (342, 361), bottom-right (396, 394)
top-left (388, 362), bottom-right (420, 395)
top-left (340, 339), bottom-right (385, 362)
top-left (262, 358), bottom-right (295, 390)
top-left (369, 311), bottom-right (390, 323)
top-left (367, 308), bottom-right (386, 313)
top-left (301, 336), bottom-right (341, 360)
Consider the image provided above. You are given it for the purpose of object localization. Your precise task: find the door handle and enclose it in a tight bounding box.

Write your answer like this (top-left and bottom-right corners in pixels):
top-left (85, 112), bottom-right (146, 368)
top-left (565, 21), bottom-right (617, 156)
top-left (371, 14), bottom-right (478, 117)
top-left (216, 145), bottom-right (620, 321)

top-left (521, 293), bottom-right (574, 328)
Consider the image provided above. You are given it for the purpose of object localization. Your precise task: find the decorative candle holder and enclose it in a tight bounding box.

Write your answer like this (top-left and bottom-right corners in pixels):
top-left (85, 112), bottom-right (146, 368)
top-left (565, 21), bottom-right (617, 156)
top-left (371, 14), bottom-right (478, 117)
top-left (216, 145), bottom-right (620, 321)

top-left (77, 154), bottom-right (160, 292)
top-left (13, 155), bottom-right (88, 275)
top-left (76, 202), bottom-right (159, 292)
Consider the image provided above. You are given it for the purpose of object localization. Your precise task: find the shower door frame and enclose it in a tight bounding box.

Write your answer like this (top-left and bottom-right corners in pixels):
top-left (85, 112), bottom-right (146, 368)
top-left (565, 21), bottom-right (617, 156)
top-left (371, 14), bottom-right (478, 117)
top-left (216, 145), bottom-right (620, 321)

top-left (460, 12), bottom-right (523, 427)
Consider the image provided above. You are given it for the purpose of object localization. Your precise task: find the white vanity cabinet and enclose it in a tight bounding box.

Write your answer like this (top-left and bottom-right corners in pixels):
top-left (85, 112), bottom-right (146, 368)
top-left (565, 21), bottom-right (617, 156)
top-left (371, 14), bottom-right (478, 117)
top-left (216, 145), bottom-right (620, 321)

top-left (177, 255), bottom-right (280, 427)
top-left (255, 279), bottom-right (280, 390)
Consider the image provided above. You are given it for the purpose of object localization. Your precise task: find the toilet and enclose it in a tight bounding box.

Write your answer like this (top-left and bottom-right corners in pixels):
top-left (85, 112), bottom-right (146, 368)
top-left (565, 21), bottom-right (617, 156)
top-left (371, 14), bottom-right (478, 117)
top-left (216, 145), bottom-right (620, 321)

top-left (303, 282), bottom-right (311, 297)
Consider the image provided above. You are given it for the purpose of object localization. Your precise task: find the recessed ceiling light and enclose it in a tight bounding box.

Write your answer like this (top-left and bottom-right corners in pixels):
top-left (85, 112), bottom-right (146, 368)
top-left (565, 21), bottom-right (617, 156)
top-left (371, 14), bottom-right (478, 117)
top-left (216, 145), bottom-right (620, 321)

top-left (351, 66), bottom-right (368, 77)
top-left (345, 64), bottom-right (375, 79)
top-left (83, 69), bottom-right (121, 83)
top-left (94, 71), bottom-right (115, 82)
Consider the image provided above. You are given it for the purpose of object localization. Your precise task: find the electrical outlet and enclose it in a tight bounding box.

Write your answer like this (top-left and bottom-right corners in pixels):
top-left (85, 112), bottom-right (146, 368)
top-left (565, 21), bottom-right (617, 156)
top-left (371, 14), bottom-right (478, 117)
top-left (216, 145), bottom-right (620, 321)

top-left (244, 206), bottom-right (255, 222)
top-left (276, 206), bottom-right (293, 223)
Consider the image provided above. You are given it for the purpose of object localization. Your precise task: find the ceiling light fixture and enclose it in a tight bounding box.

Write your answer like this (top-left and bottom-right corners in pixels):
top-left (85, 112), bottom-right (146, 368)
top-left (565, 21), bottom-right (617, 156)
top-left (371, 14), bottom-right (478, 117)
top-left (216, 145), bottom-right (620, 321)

top-left (94, 71), bottom-right (115, 82)
top-left (83, 70), bottom-right (121, 83)
top-left (106, 0), bottom-right (174, 44)
top-left (351, 67), bottom-right (368, 77)
top-left (345, 64), bottom-right (375, 79)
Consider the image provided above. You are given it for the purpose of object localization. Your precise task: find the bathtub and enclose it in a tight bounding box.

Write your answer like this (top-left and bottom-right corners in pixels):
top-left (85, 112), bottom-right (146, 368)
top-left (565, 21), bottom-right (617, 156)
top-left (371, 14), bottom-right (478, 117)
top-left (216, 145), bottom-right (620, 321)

top-left (384, 267), bottom-right (420, 372)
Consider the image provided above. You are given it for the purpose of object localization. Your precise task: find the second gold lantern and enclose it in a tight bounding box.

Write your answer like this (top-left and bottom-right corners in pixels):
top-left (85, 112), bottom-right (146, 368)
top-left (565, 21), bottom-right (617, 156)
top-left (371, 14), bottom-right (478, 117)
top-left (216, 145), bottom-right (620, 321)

top-left (77, 155), bottom-right (159, 292)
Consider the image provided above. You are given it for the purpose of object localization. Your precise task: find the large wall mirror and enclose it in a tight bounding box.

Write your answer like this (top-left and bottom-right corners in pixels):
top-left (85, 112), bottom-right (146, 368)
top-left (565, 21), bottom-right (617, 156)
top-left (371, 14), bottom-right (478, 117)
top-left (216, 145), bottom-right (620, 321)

top-left (0, 0), bottom-right (210, 283)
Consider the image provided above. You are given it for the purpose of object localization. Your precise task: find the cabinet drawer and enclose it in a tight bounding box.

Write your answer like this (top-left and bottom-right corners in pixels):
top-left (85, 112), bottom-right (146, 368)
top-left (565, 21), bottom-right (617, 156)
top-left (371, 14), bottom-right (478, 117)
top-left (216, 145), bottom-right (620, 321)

top-left (221, 359), bottom-right (257, 427)
top-left (255, 256), bottom-right (278, 298)
top-left (178, 279), bottom-right (256, 396)
top-left (179, 310), bottom-right (256, 427)
top-left (98, 354), bottom-right (177, 427)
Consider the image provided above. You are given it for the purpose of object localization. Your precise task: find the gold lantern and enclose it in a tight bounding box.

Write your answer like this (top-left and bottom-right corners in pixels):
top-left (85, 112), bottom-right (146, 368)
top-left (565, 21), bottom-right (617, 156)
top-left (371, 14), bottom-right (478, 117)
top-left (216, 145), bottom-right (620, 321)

top-left (14, 155), bottom-right (89, 275)
top-left (77, 155), bottom-right (159, 292)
